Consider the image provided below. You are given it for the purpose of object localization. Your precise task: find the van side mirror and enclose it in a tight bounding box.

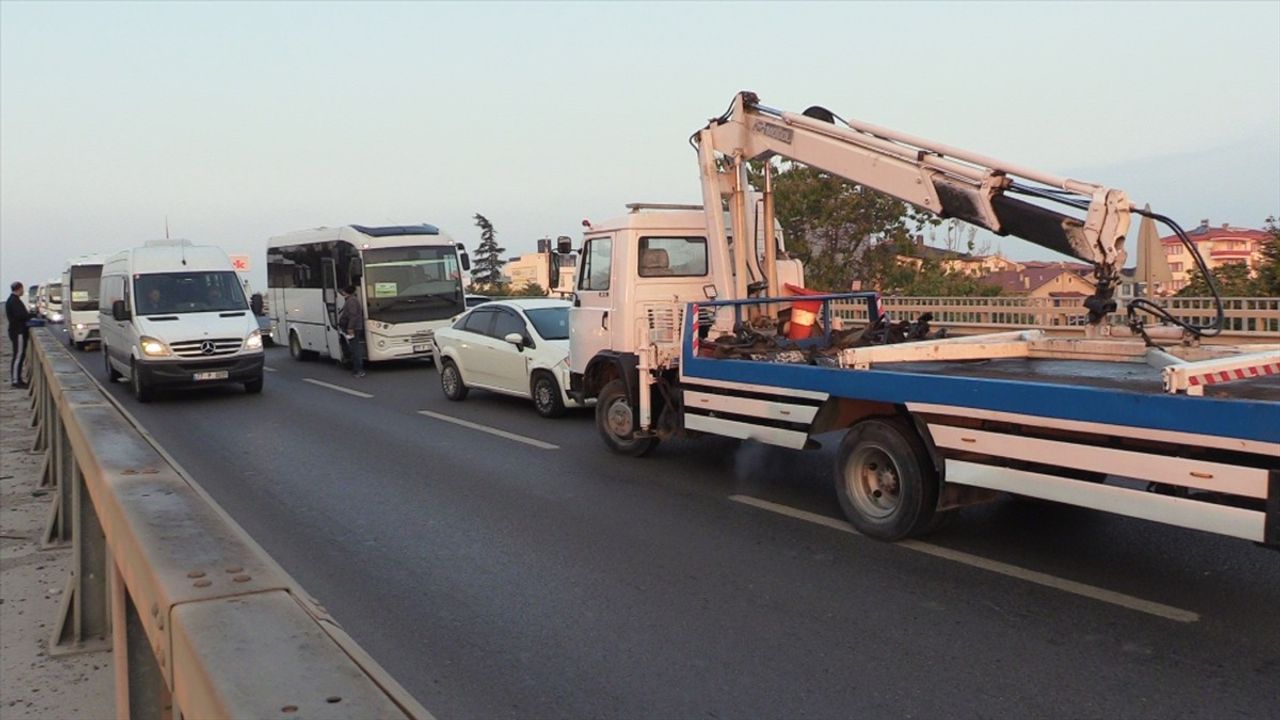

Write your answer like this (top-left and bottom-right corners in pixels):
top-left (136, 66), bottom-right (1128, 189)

top-left (111, 300), bottom-right (131, 321)
top-left (348, 258), bottom-right (363, 280)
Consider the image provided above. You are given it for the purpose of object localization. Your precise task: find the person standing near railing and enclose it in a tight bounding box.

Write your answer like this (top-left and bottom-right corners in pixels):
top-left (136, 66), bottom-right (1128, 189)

top-left (6, 281), bottom-right (32, 388)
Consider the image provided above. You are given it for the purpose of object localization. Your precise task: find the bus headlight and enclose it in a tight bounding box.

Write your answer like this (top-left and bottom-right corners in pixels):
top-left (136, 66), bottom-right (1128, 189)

top-left (50, 312), bottom-right (64, 323)
top-left (377, 339), bottom-right (386, 349)
top-left (139, 336), bottom-right (171, 357)
top-left (243, 330), bottom-right (263, 351)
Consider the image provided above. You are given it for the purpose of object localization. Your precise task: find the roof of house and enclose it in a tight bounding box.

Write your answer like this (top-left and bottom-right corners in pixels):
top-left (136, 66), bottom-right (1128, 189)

top-left (982, 264), bottom-right (1097, 294)
top-left (1161, 220), bottom-right (1268, 245)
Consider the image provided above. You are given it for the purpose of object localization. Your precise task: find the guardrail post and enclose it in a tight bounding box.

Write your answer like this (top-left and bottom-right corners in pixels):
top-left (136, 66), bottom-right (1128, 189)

top-left (112, 560), bottom-right (171, 720)
top-left (42, 413), bottom-right (73, 545)
top-left (49, 451), bottom-right (111, 656)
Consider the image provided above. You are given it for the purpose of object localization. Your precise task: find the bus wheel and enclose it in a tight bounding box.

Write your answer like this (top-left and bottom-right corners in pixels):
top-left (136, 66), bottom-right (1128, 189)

top-left (288, 331), bottom-right (309, 361)
top-left (834, 418), bottom-right (938, 540)
top-left (595, 379), bottom-right (657, 457)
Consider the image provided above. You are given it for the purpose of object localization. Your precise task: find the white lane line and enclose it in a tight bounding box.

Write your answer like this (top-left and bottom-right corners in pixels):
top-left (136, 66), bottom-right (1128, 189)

top-left (264, 366), bottom-right (278, 373)
top-left (416, 410), bottom-right (559, 450)
top-left (302, 378), bottom-right (373, 398)
top-left (728, 494), bottom-right (1200, 624)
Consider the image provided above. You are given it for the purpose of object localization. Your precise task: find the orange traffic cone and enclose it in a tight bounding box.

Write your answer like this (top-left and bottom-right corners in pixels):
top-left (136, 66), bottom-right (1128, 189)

top-left (784, 284), bottom-right (823, 340)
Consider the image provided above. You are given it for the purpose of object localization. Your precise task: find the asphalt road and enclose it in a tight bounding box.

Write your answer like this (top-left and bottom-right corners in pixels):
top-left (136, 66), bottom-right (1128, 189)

top-left (71, 343), bottom-right (1279, 719)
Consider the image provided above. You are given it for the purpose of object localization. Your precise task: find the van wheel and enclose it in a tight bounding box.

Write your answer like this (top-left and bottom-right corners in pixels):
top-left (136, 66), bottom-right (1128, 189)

top-left (288, 331), bottom-right (310, 361)
top-left (531, 371), bottom-right (566, 418)
top-left (834, 418), bottom-right (938, 540)
top-left (104, 346), bottom-right (122, 382)
top-left (130, 360), bottom-right (153, 403)
top-left (440, 360), bottom-right (468, 401)
top-left (244, 375), bottom-right (264, 394)
top-left (595, 379), bottom-right (658, 457)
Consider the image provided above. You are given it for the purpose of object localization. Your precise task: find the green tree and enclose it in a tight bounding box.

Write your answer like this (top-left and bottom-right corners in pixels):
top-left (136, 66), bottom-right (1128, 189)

top-left (511, 282), bottom-right (547, 297)
top-left (1253, 215), bottom-right (1280, 296)
top-left (750, 161), bottom-right (936, 292)
top-left (1177, 262), bottom-right (1254, 297)
top-left (472, 213), bottom-right (507, 290)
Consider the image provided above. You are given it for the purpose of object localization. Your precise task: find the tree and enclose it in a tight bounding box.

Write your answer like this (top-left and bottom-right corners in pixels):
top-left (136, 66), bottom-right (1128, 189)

top-left (471, 213), bottom-right (506, 289)
top-left (1177, 262), bottom-right (1254, 297)
top-left (1254, 215), bottom-right (1280, 297)
top-left (749, 160), bottom-right (936, 292)
top-left (511, 282), bottom-right (547, 297)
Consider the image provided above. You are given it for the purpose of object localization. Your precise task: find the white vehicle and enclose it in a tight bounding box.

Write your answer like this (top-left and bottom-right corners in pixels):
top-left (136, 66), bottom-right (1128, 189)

top-left (433, 298), bottom-right (583, 418)
top-left (99, 240), bottom-right (265, 403)
top-left (39, 279), bottom-right (64, 323)
top-left (267, 224), bottom-right (470, 364)
top-left (62, 254), bottom-right (105, 350)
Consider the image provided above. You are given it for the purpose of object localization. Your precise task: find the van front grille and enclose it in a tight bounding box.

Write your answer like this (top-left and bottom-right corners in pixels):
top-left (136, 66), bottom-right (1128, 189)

top-left (170, 338), bottom-right (242, 357)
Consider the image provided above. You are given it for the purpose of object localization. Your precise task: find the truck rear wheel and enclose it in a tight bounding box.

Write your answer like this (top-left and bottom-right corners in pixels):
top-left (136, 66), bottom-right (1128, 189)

top-left (596, 379), bottom-right (657, 457)
top-left (835, 417), bottom-right (938, 540)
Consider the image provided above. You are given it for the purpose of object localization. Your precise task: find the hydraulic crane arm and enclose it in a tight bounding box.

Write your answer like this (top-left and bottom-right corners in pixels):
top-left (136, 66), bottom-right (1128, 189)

top-left (695, 91), bottom-right (1133, 323)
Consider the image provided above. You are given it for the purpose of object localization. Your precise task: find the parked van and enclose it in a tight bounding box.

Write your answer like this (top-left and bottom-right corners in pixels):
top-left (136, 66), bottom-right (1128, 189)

top-left (99, 240), bottom-right (265, 402)
top-left (62, 254), bottom-right (106, 350)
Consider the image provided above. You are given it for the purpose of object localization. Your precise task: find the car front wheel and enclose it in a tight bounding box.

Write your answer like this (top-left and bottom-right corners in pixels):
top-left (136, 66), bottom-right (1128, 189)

top-left (531, 371), bottom-right (566, 418)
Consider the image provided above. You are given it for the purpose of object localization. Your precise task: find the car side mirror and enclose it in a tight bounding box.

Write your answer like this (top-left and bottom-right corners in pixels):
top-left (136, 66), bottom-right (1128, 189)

top-left (111, 300), bottom-right (131, 321)
top-left (503, 332), bottom-right (525, 350)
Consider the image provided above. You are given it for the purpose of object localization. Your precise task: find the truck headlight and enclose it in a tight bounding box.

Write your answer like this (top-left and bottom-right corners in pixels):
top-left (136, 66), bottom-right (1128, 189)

top-left (243, 330), bottom-right (263, 351)
top-left (139, 336), bottom-right (171, 357)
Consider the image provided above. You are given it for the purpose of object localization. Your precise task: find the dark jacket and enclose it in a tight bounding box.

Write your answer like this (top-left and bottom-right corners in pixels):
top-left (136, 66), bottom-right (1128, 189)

top-left (5, 293), bottom-right (31, 338)
top-left (338, 294), bottom-right (364, 334)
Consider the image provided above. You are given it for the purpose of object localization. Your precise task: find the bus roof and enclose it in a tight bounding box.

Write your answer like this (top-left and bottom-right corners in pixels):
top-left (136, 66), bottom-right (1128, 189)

top-left (268, 224), bottom-right (457, 250)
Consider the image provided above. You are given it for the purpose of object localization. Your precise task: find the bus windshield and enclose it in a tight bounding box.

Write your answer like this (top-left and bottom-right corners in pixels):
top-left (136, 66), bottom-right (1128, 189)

top-left (69, 265), bottom-right (103, 311)
top-left (363, 246), bottom-right (463, 323)
top-left (134, 271), bottom-right (248, 316)
top-left (47, 284), bottom-right (62, 303)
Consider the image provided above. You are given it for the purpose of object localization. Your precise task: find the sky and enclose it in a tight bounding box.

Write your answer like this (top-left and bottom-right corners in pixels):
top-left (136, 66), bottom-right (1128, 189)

top-left (3, 1), bottom-right (1278, 292)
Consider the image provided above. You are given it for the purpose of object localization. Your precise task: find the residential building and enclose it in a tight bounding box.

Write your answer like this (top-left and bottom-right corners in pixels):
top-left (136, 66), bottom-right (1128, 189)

top-left (1161, 219), bottom-right (1269, 292)
top-left (982, 263), bottom-right (1097, 299)
top-left (503, 242), bottom-right (577, 295)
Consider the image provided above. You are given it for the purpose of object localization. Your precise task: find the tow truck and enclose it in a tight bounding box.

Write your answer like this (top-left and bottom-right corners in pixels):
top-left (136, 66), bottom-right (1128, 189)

top-left (565, 91), bottom-right (1279, 545)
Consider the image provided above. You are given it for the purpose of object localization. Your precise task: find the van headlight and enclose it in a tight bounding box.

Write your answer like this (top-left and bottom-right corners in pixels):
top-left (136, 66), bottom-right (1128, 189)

top-left (139, 336), bottom-right (171, 357)
top-left (243, 330), bottom-right (263, 351)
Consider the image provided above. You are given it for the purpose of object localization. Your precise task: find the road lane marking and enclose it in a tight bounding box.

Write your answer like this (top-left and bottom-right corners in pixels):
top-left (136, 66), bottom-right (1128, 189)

top-left (728, 494), bottom-right (1200, 624)
top-left (416, 410), bottom-right (559, 450)
top-left (302, 378), bottom-right (373, 398)
top-left (264, 366), bottom-right (277, 373)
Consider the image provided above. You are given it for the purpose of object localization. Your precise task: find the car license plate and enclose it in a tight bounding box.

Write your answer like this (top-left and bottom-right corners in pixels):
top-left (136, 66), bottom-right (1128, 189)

top-left (413, 344), bottom-right (430, 354)
top-left (193, 370), bottom-right (229, 381)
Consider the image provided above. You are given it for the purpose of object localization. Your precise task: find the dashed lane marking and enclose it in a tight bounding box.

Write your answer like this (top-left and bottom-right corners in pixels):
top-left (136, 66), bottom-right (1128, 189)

top-left (416, 410), bottom-right (559, 450)
top-left (728, 494), bottom-right (1200, 623)
top-left (302, 378), bottom-right (373, 398)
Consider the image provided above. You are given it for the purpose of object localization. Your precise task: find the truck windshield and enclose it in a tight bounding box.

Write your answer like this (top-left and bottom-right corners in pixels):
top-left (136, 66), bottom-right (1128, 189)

top-left (363, 246), bottom-right (462, 324)
top-left (69, 265), bottom-right (103, 311)
top-left (524, 307), bottom-right (569, 340)
top-left (133, 271), bottom-right (248, 316)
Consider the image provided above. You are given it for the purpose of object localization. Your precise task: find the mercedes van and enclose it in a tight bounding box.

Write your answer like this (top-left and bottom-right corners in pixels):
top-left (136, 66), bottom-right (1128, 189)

top-left (99, 240), bottom-right (265, 402)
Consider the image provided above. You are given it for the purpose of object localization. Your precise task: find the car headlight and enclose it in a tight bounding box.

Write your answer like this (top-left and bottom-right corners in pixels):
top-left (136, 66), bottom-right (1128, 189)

top-left (243, 330), bottom-right (263, 351)
top-left (139, 336), bottom-right (171, 357)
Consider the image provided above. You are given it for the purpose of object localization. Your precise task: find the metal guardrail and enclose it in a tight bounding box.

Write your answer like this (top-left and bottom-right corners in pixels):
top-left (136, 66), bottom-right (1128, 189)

top-left (25, 327), bottom-right (430, 720)
top-left (831, 296), bottom-right (1279, 342)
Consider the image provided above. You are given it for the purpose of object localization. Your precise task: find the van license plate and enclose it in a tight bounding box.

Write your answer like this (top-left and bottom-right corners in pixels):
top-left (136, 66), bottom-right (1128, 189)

top-left (193, 371), bottom-right (229, 381)
top-left (413, 344), bottom-right (430, 353)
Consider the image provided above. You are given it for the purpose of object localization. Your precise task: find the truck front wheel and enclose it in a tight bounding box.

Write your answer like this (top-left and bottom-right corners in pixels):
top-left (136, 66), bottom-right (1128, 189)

top-left (835, 418), bottom-right (938, 540)
top-left (596, 379), bottom-right (658, 457)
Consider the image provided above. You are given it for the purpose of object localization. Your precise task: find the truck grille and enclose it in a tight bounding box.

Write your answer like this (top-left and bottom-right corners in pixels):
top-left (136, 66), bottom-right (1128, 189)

top-left (170, 338), bottom-right (242, 358)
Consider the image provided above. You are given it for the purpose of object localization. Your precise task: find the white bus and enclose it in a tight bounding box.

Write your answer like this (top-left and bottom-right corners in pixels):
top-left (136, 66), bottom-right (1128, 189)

top-left (38, 279), bottom-right (63, 322)
top-left (267, 224), bottom-right (470, 364)
top-left (62, 254), bottom-right (106, 350)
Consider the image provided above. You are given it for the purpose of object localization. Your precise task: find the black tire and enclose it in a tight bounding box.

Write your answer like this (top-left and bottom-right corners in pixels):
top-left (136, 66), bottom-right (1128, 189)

top-left (104, 346), bottom-right (122, 382)
top-left (130, 360), bottom-right (153, 404)
top-left (834, 417), bottom-right (938, 540)
top-left (531, 371), bottom-right (566, 418)
top-left (439, 359), bottom-right (468, 401)
top-left (74, 341), bottom-right (84, 352)
top-left (595, 378), bottom-right (658, 457)
top-left (288, 331), bottom-right (309, 362)
top-left (244, 376), bottom-right (264, 394)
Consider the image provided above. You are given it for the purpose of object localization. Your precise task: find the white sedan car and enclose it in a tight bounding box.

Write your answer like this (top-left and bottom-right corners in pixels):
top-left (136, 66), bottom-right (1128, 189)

top-left (432, 298), bottom-right (583, 418)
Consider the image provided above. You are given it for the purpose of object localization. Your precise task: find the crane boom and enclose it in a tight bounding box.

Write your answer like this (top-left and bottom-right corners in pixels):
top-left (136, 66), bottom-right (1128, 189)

top-left (695, 91), bottom-right (1132, 323)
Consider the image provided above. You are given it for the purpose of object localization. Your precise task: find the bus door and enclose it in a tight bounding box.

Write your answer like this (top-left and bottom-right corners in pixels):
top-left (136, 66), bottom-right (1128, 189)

top-left (321, 258), bottom-right (343, 359)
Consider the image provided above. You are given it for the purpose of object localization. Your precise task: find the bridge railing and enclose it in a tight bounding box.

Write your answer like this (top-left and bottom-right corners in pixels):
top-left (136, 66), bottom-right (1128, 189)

top-left (829, 296), bottom-right (1279, 340)
top-left (25, 327), bottom-right (430, 720)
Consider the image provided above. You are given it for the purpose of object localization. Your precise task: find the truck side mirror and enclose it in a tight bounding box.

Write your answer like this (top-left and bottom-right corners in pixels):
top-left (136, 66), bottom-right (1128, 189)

top-left (111, 300), bottom-right (131, 322)
top-left (556, 237), bottom-right (573, 254)
top-left (548, 253), bottom-right (561, 291)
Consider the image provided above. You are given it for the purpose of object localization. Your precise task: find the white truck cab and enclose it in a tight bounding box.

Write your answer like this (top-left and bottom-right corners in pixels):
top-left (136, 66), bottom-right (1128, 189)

top-left (99, 240), bottom-right (265, 403)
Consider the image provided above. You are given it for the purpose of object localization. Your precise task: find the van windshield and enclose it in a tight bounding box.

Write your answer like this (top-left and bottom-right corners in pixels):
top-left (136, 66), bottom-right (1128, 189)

top-left (133, 271), bottom-right (248, 316)
top-left (69, 265), bottom-right (103, 311)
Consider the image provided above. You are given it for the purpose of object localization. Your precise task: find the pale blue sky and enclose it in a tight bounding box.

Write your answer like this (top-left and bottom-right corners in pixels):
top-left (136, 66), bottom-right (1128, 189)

top-left (3, 1), bottom-right (1278, 290)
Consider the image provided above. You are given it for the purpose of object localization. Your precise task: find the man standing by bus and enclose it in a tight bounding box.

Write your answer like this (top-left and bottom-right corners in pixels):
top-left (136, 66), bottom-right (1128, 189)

top-left (337, 285), bottom-right (366, 378)
top-left (6, 281), bottom-right (32, 388)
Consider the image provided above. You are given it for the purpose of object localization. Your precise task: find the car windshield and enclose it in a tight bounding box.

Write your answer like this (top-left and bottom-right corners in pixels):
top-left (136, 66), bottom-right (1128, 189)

top-left (133, 271), bottom-right (248, 315)
top-left (524, 306), bottom-right (569, 340)
top-left (69, 265), bottom-right (102, 311)
top-left (363, 246), bottom-right (463, 323)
